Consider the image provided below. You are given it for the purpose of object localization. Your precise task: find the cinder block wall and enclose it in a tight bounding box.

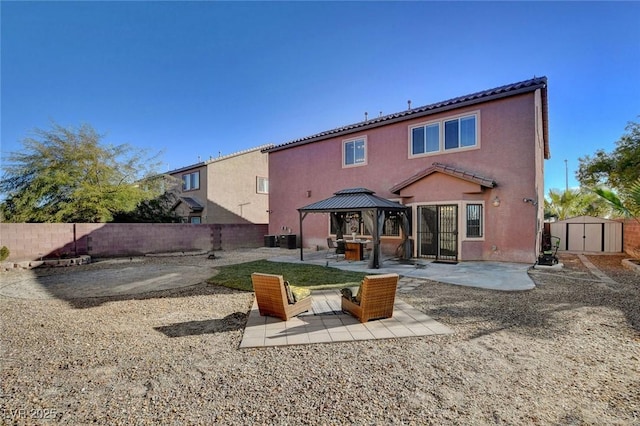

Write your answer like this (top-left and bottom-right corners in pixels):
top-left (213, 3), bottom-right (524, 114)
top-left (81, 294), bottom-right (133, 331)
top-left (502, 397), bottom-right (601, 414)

top-left (218, 223), bottom-right (270, 250)
top-left (0, 223), bottom-right (78, 260)
top-left (0, 223), bottom-right (268, 261)
top-left (624, 219), bottom-right (640, 257)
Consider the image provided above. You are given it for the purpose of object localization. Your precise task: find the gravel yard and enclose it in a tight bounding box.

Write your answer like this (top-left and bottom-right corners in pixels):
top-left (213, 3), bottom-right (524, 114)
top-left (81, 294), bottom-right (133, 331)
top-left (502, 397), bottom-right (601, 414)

top-left (1, 251), bottom-right (638, 425)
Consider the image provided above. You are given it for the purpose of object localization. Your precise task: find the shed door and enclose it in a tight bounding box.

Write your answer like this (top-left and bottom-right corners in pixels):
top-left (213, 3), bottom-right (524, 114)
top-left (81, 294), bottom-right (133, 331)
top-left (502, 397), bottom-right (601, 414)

top-left (566, 223), bottom-right (604, 252)
top-left (584, 223), bottom-right (603, 251)
top-left (567, 224), bottom-right (583, 251)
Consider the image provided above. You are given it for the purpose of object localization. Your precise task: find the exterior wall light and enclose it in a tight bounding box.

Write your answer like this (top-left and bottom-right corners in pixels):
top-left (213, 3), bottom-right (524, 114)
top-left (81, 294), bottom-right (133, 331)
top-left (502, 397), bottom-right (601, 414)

top-left (492, 196), bottom-right (501, 207)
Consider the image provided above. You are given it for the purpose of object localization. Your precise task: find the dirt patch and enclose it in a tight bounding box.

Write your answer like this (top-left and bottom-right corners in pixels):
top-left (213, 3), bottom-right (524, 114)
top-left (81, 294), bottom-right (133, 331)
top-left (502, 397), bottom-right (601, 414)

top-left (1, 251), bottom-right (638, 424)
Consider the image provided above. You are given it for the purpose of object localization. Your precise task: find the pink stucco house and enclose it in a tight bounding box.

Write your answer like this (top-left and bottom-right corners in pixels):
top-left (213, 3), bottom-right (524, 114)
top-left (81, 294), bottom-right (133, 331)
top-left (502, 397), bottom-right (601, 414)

top-left (264, 77), bottom-right (549, 264)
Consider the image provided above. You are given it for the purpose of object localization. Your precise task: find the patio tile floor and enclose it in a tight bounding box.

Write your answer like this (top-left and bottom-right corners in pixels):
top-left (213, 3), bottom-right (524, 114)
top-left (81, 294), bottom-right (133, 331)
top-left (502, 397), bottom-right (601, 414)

top-left (239, 289), bottom-right (453, 348)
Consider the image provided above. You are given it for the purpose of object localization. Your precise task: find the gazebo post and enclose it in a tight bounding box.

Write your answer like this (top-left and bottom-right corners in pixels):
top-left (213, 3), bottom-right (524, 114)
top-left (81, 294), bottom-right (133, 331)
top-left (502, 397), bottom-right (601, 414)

top-left (369, 208), bottom-right (380, 269)
top-left (299, 211), bottom-right (307, 261)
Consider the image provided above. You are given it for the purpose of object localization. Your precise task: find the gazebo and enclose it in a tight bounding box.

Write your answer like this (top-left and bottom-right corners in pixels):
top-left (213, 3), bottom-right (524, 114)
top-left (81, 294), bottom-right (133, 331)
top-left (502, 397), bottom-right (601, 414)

top-left (298, 188), bottom-right (411, 269)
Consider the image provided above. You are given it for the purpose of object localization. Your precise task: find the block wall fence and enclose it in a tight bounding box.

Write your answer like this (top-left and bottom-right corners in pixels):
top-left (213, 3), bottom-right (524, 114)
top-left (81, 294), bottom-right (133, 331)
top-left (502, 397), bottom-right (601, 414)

top-left (623, 219), bottom-right (640, 256)
top-left (1, 220), bottom-right (638, 262)
top-left (0, 223), bottom-right (268, 261)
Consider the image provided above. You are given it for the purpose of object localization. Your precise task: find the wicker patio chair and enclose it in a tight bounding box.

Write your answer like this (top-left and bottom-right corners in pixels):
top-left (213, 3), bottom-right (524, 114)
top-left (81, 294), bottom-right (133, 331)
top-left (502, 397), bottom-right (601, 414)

top-left (251, 273), bottom-right (312, 321)
top-left (341, 273), bottom-right (399, 323)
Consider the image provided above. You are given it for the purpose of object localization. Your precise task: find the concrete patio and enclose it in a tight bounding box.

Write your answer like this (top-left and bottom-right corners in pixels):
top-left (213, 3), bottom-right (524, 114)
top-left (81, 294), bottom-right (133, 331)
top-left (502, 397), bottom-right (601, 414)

top-left (240, 288), bottom-right (453, 348)
top-left (267, 248), bottom-right (536, 291)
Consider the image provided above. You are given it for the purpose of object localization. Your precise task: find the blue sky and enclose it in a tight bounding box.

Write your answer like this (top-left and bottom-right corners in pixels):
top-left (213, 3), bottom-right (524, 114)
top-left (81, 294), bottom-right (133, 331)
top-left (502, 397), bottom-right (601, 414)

top-left (2, 1), bottom-right (639, 193)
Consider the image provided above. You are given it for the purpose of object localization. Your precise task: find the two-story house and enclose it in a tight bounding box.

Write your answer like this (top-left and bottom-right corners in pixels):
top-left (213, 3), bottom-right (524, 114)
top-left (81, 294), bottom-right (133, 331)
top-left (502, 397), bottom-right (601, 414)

top-left (263, 77), bottom-right (549, 263)
top-left (169, 145), bottom-right (271, 224)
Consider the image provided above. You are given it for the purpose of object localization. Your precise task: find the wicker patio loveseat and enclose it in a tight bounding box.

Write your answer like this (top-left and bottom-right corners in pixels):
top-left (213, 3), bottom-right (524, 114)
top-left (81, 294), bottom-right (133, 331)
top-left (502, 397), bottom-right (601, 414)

top-left (341, 273), bottom-right (399, 323)
top-left (251, 273), bottom-right (312, 321)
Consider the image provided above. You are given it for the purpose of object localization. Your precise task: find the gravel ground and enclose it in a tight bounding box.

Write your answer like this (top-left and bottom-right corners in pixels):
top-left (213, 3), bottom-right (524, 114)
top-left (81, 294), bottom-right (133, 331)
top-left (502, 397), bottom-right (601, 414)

top-left (1, 251), bottom-right (638, 425)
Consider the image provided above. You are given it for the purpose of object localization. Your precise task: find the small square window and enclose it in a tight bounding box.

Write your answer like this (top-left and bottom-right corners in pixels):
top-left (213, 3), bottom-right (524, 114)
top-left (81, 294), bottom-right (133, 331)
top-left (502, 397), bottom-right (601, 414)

top-left (182, 171), bottom-right (200, 191)
top-left (343, 137), bottom-right (366, 167)
top-left (383, 215), bottom-right (401, 237)
top-left (466, 204), bottom-right (483, 238)
top-left (257, 177), bottom-right (269, 194)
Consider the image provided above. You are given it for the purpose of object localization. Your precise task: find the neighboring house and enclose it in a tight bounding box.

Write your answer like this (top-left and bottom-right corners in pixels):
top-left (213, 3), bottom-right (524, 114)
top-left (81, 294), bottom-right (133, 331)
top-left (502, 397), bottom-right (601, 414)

top-left (169, 145), bottom-right (272, 224)
top-left (264, 77), bottom-right (549, 263)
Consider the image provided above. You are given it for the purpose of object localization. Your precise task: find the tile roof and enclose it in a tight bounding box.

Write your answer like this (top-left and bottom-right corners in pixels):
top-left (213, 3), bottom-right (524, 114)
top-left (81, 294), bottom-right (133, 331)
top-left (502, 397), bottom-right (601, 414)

top-left (264, 76), bottom-right (548, 155)
top-left (390, 163), bottom-right (496, 195)
top-left (167, 144), bottom-right (274, 175)
top-left (299, 188), bottom-right (407, 212)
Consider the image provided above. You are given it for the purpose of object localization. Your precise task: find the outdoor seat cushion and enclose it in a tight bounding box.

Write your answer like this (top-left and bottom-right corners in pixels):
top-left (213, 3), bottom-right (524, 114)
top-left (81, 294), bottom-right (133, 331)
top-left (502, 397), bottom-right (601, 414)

top-left (284, 281), bottom-right (296, 304)
top-left (284, 282), bottom-right (310, 304)
top-left (290, 285), bottom-right (311, 302)
top-left (341, 284), bottom-right (362, 304)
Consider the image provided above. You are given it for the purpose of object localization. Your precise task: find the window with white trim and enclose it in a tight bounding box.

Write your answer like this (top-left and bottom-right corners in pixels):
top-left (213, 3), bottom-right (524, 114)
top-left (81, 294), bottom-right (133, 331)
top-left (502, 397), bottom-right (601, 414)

top-left (445, 115), bottom-right (476, 150)
top-left (382, 215), bottom-right (401, 237)
top-left (412, 123), bottom-right (440, 155)
top-left (257, 176), bottom-right (269, 194)
top-left (343, 137), bottom-right (366, 167)
top-left (466, 203), bottom-right (483, 238)
top-left (410, 113), bottom-right (478, 156)
top-left (182, 171), bottom-right (200, 191)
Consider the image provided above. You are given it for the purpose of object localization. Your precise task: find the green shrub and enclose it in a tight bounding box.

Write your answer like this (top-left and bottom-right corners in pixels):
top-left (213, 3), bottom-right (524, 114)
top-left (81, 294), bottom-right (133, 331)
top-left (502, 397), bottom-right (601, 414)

top-left (0, 246), bottom-right (9, 261)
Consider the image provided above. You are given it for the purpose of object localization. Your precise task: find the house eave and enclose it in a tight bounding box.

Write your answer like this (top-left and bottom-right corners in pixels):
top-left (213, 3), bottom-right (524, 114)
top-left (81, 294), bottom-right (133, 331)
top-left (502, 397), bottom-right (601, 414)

top-left (265, 77), bottom-right (548, 154)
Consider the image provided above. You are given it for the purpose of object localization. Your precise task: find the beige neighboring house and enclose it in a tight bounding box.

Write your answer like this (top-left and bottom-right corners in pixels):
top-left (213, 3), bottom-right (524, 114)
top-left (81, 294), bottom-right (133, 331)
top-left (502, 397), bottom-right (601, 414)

top-left (169, 145), bottom-right (272, 224)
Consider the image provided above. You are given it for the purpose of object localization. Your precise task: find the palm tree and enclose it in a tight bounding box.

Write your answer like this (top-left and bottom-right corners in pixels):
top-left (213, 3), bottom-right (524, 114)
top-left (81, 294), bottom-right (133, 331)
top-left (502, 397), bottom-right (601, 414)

top-left (592, 179), bottom-right (640, 258)
top-left (544, 188), bottom-right (610, 221)
top-left (591, 178), bottom-right (640, 225)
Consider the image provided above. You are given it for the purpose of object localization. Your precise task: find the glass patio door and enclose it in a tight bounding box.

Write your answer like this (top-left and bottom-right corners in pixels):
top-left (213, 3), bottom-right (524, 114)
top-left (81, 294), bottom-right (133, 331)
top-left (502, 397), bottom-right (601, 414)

top-left (417, 205), bottom-right (458, 262)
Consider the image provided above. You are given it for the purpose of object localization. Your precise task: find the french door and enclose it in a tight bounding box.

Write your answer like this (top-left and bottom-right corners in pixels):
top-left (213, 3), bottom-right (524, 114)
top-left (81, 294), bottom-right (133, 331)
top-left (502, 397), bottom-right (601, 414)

top-left (417, 205), bottom-right (458, 262)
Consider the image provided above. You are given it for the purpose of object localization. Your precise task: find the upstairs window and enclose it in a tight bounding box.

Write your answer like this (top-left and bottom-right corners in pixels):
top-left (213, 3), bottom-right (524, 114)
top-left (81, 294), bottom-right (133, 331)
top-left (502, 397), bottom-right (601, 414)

top-left (445, 115), bottom-right (477, 150)
top-left (343, 137), bottom-right (367, 167)
top-left (411, 123), bottom-right (440, 155)
top-left (182, 171), bottom-right (200, 191)
top-left (410, 112), bottom-right (478, 157)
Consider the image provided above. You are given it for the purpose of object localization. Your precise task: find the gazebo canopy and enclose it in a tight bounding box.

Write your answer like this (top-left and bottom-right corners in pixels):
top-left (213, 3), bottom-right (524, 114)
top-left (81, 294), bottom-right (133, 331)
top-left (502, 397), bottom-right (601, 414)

top-left (298, 188), bottom-right (411, 268)
top-left (299, 188), bottom-right (407, 212)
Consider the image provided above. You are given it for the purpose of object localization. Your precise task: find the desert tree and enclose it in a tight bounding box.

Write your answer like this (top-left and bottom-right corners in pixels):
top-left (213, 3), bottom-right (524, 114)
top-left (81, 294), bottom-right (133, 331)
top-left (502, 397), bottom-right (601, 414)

top-left (0, 122), bottom-right (167, 222)
top-left (577, 118), bottom-right (640, 220)
top-left (577, 119), bottom-right (640, 193)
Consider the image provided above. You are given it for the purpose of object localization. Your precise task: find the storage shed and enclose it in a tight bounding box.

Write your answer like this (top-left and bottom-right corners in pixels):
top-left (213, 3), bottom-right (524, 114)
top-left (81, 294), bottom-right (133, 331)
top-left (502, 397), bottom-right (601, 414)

top-left (549, 216), bottom-right (623, 253)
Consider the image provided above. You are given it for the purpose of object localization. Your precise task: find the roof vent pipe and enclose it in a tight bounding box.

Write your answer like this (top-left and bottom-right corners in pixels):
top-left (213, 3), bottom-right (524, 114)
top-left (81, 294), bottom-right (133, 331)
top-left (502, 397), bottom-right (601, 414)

top-left (407, 100), bottom-right (412, 110)
top-left (364, 111), bottom-right (368, 121)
